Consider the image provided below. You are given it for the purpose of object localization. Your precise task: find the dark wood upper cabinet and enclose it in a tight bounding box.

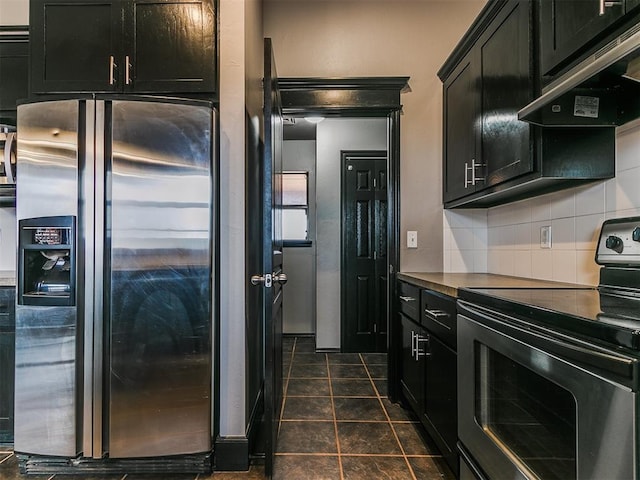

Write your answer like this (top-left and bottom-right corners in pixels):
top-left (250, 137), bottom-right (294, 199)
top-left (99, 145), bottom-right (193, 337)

top-left (442, 0), bottom-right (534, 206)
top-left (539, 0), bottom-right (640, 79)
top-left (30, 0), bottom-right (216, 95)
top-left (0, 28), bottom-right (29, 125)
top-left (123, 1), bottom-right (216, 93)
top-left (539, 0), bottom-right (624, 77)
top-left (439, 0), bottom-right (616, 208)
top-left (479, 1), bottom-right (532, 187)
top-left (442, 52), bottom-right (479, 203)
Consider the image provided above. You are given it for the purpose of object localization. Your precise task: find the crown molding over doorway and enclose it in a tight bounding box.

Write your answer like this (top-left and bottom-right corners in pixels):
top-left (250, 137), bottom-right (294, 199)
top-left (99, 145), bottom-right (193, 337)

top-left (278, 76), bottom-right (410, 116)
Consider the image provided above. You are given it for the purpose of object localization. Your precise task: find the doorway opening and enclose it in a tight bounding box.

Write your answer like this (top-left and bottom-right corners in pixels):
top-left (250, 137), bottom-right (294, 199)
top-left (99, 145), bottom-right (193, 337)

top-left (278, 77), bottom-right (406, 383)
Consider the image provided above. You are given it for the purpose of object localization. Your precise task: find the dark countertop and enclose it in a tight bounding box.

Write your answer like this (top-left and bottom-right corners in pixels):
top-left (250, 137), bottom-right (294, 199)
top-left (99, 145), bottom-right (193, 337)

top-left (397, 272), bottom-right (592, 298)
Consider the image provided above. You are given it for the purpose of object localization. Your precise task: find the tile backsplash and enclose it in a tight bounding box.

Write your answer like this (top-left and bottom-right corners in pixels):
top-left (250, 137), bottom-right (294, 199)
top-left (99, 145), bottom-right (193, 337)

top-left (444, 120), bottom-right (640, 285)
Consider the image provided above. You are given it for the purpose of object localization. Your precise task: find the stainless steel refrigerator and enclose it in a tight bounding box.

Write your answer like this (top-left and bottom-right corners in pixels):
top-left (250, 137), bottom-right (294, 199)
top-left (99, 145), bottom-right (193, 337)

top-left (14, 98), bottom-right (214, 471)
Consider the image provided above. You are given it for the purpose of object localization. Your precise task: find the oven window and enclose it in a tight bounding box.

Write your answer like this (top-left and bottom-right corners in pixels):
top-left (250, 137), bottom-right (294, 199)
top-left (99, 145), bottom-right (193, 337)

top-left (476, 344), bottom-right (577, 480)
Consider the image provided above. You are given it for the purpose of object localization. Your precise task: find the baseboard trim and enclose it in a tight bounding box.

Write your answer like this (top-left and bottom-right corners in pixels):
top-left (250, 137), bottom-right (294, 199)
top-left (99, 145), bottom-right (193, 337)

top-left (214, 436), bottom-right (249, 471)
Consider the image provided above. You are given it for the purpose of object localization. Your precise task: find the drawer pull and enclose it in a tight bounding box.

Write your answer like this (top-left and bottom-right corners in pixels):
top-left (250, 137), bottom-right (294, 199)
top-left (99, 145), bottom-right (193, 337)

top-left (424, 308), bottom-right (449, 318)
top-left (400, 296), bottom-right (416, 303)
top-left (424, 309), bottom-right (452, 330)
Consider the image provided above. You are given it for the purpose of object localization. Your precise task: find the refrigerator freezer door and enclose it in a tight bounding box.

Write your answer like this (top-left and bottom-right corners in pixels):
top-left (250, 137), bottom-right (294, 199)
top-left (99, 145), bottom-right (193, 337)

top-left (14, 100), bottom-right (81, 456)
top-left (107, 99), bottom-right (213, 458)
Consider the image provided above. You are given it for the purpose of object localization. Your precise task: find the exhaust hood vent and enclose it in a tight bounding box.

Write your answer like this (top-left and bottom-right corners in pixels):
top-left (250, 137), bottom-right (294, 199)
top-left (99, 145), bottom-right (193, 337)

top-left (519, 23), bottom-right (640, 127)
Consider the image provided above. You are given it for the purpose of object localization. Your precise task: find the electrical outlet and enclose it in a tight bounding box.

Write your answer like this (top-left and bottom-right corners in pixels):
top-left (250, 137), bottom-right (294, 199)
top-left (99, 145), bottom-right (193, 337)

top-left (540, 225), bottom-right (552, 249)
top-left (407, 231), bottom-right (418, 249)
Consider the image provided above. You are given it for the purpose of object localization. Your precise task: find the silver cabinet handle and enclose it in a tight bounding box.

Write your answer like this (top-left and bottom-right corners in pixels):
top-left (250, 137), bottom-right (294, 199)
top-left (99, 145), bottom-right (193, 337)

top-left (411, 331), bottom-right (417, 359)
top-left (125, 55), bottom-right (132, 85)
top-left (400, 295), bottom-right (416, 302)
top-left (415, 333), bottom-right (431, 360)
top-left (109, 55), bottom-right (117, 85)
top-left (424, 308), bottom-right (449, 319)
top-left (424, 308), bottom-right (452, 330)
top-left (465, 159), bottom-right (485, 187)
top-left (464, 162), bottom-right (470, 188)
top-left (600, 0), bottom-right (622, 15)
top-left (471, 158), bottom-right (485, 185)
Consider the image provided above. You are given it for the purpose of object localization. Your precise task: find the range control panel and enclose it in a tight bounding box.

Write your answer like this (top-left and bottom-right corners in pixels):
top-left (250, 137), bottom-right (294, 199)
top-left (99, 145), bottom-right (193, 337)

top-left (596, 216), bottom-right (640, 265)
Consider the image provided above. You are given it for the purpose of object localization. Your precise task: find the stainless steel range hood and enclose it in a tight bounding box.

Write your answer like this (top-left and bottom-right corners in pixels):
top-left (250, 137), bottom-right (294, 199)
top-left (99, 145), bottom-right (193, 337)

top-left (519, 23), bottom-right (640, 127)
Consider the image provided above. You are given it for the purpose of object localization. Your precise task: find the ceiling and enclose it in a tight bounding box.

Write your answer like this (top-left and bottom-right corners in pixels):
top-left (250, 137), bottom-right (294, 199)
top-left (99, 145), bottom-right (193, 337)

top-left (283, 116), bottom-right (318, 140)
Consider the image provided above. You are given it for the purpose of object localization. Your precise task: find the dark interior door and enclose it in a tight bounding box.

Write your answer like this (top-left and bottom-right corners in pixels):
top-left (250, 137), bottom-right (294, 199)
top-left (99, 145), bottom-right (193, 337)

top-left (342, 151), bottom-right (387, 353)
top-left (260, 38), bottom-right (284, 478)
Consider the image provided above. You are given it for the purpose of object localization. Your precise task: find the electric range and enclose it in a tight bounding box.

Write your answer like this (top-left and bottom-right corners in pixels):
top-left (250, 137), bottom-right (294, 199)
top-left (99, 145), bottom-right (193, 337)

top-left (456, 215), bottom-right (640, 480)
top-left (459, 215), bottom-right (640, 353)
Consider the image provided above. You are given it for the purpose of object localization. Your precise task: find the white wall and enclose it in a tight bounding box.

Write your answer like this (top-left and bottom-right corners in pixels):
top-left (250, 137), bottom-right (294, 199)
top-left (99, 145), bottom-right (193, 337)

top-left (0, 1), bottom-right (28, 25)
top-left (218, 0), bottom-right (263, 439)
top-left (283, 139), bottom-right (316, 335)
top-left (445, 120), bottom-right (640, 286)
top-left (0, 208), bottom-right (15, 272)
top-left (264, 0), bottom-right (487, 274)
top-left (315, 118), bottom-right (386, 349)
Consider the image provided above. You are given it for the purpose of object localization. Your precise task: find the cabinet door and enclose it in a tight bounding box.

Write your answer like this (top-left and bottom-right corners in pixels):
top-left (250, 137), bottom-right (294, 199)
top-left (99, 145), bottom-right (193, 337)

top-left (0, 331), bottom-right (14, 443)
top-left (30, 0), bottom-right (121, 93)
top-left (443, 51), bottom-right (479, 203)
top-left (0, 288), bottom-right (15, 444)
top-left (124, 0), bottom-right (216, 93)
top-left (0, 31), bottom-right (29, 125)
top-left (627, 0), bottom-right (640, 13)
top-left (400, 315), bottom-right (425, 413)
top-left (539, 0), bottom-right (624, 77)
top-left (479, 0), bottom-right (532, 187)
top-left (424, 335), bottom-right (457, 468)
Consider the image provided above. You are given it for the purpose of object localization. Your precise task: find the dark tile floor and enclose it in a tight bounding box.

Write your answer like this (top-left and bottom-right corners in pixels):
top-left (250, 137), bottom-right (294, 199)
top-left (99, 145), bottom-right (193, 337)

top-left (273, 336), bottom-right (454, 480)
top-left (0, 336), bottom-right (454, 480)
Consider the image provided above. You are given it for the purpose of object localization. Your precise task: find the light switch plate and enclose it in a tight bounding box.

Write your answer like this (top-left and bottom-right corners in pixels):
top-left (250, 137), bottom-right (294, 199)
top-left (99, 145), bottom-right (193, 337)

top-left (407, 230), bottom-right (418, 249)
top-left (540, 225), bottom-right (552, 249)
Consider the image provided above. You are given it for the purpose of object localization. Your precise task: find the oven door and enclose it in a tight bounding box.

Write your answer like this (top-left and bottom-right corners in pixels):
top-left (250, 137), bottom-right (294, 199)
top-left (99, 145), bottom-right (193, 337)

top-left (458, 301), bottom-right (637, 480)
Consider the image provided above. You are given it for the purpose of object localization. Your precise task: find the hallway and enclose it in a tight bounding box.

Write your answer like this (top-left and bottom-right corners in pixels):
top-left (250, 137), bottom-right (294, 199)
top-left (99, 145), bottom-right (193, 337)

top-left (0, 336), bottom-right (454, 480)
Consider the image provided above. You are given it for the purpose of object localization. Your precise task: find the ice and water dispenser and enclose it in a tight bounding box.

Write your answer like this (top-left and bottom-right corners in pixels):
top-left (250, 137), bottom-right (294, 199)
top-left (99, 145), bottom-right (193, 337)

top-left (18, 216), bottom-right (76, 306)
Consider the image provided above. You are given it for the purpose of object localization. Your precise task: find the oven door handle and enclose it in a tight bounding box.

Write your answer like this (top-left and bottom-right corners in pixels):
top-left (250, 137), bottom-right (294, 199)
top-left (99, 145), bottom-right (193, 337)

top-left (458, 301), bottom-right (637, 385)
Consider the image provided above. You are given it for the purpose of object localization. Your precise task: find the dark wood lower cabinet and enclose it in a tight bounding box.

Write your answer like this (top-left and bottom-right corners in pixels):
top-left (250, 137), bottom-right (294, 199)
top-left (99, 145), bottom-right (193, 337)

top-left (0, 287), bottom-right (15, 445)
top-left (398, 284), bottom-right (458, 476)
top-left (423, 333), bottom-right (457, 473)
top-left (400, 314), bottom-right (425, 412)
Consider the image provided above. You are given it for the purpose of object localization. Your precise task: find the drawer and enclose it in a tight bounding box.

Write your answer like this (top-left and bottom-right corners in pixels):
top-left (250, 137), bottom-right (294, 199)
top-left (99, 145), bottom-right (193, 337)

top-left (398, 281), bottom-right (420, 322)
top-left (421, 289), bottom-right (456, 350)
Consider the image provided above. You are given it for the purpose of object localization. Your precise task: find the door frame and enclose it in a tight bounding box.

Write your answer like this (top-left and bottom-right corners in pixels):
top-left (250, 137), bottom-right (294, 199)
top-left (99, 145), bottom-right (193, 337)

top-left (279, 76), bottom-right (407, 400)
top-left (340, 150), bottom-right (388, 353)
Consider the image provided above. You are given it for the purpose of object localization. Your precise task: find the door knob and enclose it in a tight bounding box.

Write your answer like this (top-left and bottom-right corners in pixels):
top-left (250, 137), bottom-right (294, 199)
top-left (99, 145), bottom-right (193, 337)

top-left (251, 274), bottom-right (272, 287)
top-left (273, 273), bottom-right (288, 285)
